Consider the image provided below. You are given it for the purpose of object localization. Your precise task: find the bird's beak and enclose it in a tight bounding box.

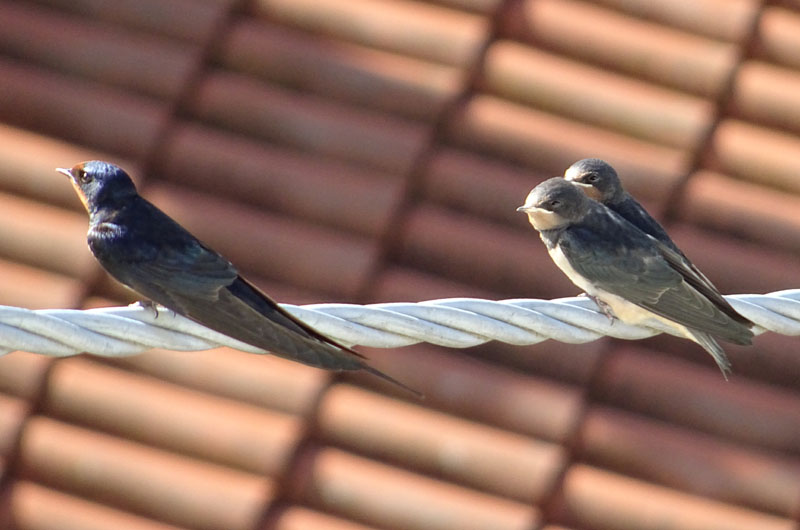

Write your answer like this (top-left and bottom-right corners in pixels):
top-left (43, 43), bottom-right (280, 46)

top-left (516, 205), bottom-right (529, 212)
top-left (56, 167), bottom-right (72, 179)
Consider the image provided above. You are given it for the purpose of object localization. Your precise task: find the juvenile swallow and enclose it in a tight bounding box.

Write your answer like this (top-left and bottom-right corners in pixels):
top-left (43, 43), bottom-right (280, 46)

top-left (563, 158), bottom-right (753, 331)
top-left (517, 178), bottom-right (753, 376)
top-left (59, 161), bottom-right (416, 394)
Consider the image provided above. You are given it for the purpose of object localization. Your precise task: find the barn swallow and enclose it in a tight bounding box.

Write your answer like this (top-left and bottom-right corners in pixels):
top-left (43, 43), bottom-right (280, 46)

top-left (517, 178), bottom-right (753, 377)
top-left (58, 161), bottom-right (416, 394)
top-left (563, 158), bottom-right (753, 331)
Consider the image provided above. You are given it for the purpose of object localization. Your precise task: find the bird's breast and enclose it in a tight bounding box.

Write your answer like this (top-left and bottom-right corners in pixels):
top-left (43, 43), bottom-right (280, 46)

top-left (548, 244), bottom-right (597, 295)
top-left (87, 221), bottom-right (139, 260)
top-left (89, 221), bottom-right (124, 238)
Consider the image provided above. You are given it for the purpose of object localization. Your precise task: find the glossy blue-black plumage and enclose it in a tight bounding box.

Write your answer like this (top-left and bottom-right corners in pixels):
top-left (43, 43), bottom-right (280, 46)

top-left (61, 161), bottom-right (415, 394)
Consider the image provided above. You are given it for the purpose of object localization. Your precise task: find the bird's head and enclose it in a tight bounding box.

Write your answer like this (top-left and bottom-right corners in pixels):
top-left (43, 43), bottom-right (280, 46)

top-left (563, 158), bottom-right (624, 204)
top-left (57, 161), bottom-right (138, 215)
top-left (517, 177), bottom-right (590, 231)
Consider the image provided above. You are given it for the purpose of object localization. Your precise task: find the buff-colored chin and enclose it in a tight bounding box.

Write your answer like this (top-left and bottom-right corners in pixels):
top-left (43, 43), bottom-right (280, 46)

top-left (521, 207), bottom-right (567, 231)
top-left (569, 181), bottom-right (603, 201)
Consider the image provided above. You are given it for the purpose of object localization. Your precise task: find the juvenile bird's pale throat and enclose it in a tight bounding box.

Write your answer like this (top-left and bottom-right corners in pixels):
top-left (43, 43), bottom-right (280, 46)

top-left (564, 178), bottom-right (603, 201)
top-left (516, 205), bottom-right (567, 231)
top-left (56, 167), bottom-right (90, 212)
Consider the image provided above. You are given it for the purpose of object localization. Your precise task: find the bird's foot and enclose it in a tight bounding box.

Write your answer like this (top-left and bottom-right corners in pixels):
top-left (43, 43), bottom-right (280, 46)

top-left (137, 299), bottom-right (160, 319)
top-left (587, 294), bottom-right (616, 323)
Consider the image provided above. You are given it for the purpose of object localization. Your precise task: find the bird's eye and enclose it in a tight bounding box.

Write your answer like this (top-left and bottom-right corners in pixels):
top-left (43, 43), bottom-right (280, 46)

top-left (587, 174), bottom-right (599, 183)
top-left (549, 199), bottom-right (561, 209)
top-left (77, 169), bottom-right (92, 184)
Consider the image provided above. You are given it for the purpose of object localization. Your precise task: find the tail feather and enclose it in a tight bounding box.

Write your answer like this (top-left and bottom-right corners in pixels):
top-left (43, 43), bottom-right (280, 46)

top-left (685, 329), bottom-right (732, 379)
top-left (310, 334), bottom-right (422, 398)
top-left (307, 337), bottom-right (422, 398)
top-left (360, 363), bottom-right (424, 399)
top-left (185, 279), bottom-right (420, 396)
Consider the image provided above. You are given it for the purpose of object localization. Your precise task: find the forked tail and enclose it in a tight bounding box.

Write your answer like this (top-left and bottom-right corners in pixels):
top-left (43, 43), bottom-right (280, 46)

top-left (685, 329), bottom-right (732, 380)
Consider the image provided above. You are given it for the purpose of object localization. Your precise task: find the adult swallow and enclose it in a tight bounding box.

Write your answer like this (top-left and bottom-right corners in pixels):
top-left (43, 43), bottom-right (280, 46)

top-left (563, 158), bottom-right (753, 332)
top-left (59, 161), bottom-right (416, 394)
top-left (517, 177), bottom-right (753, 377)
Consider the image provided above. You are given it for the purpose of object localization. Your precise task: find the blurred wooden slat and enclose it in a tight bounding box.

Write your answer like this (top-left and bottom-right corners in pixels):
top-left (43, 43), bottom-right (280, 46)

top-left (559, 464), bottom-right (795, 530)
top-left (589, 0), bottom-right (758, 42)
top-left (7, 481), bottom-right (190, 530)
top-left (581, 406), bottom-right (800, 516)
top-left (0, 58), bottom-right (164, 159)
top-left (318, 384), bottom-right (565, 502)
top-left (189, 70), bottom-right (428, 174)
top-left (20, 417), bottom-right (274, 530)
top-left (0, 2), bottom-right (196, 99)
top-left (447, 95), bottom-right (687, 205)
top-left (251, 0), bottom-right (488, 67)
top-left (158, 123), bottom-right (403, 237)
top-left (44, 358), bottom-right (304, 478)
top-left (506, 0), bottom-right (737, 97)
top-left (290, 446), bottom-right (540, 530)
top-left (482, 41), bottom-right (713, 148)
top-left (219, 20), bottom-right (462, 121)
top-left (27, 0), bottom-right (230, 43)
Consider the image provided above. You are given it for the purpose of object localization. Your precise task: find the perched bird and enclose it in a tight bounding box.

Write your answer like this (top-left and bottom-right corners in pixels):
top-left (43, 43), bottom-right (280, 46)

top-left (59, 161), bottom-right (415, 394)
top-left (517, 177), bottom-right (753, 377)
top-left (563, 158), bottom-right (753, 332)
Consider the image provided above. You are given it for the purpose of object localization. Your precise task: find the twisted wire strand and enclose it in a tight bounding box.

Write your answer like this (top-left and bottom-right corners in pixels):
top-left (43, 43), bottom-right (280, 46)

top-left (0, 290), bottom-right (798, 357)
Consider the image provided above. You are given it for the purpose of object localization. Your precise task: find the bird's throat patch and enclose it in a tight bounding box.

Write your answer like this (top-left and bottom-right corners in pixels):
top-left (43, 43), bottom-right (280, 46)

top-left (525, 208), bottom-right (568, 231)
top-left (571, 182), bottom-right (603, 201)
